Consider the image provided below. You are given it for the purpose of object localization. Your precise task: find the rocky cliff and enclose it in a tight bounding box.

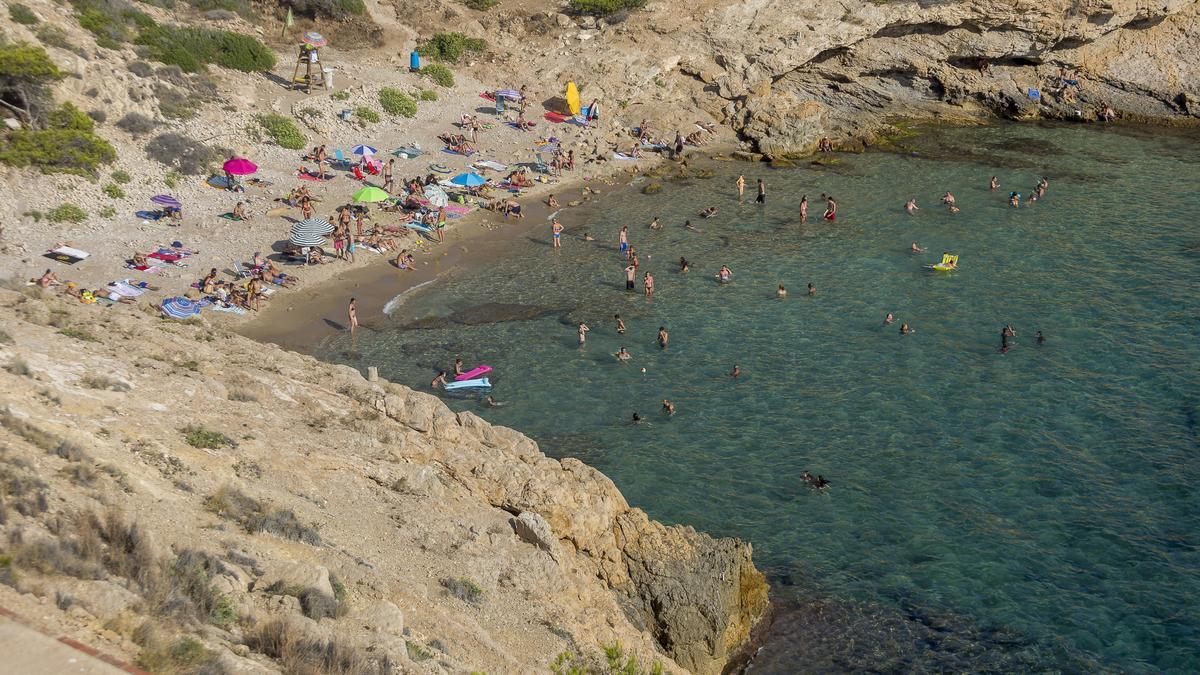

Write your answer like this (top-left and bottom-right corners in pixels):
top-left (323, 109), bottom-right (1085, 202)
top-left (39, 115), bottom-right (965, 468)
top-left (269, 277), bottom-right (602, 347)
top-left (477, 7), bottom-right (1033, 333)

top-left (0, 286), bottom-right (767, 674)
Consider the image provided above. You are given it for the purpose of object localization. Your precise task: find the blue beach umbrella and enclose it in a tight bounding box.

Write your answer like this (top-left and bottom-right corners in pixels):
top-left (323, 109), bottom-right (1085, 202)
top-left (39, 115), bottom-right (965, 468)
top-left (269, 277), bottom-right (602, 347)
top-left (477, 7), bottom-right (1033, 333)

top-left (449, 172), bottom-right (486, 187)
top-left (350, 144), bottom-right (377, 156)
top-left (161, 297), bottom-right (201, 320)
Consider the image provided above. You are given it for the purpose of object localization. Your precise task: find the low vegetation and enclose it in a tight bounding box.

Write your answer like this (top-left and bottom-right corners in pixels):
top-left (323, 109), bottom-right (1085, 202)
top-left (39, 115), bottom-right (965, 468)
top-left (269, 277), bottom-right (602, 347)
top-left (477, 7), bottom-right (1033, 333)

top-left (256, 114), bottom-right (306, 150)
top-left (568, 0), bottom-right (646, 16)
top-left (354, 106), bottom-right (381, 123)
top-left (115, 112), bottom-right (158, 137)
top-left (111, 169), bottom-right (132, 183)
top-left (422, 63), bottom-right (454, 88)
top-left (284, 0), bottom-right (366, 20)
top-left (102, 183), bottom-right (125, 199)
top-left (246, 617), bottom-right (388, 674)
top-left (81, 373), bottom-right (131, 391)
top-left (419, 32), bottom-right (485, 64)
top-left (182, 425), bottom-right (233, 449)
top-left (378, 88), bottom-right (417, 117)
top-left (8, 3), bottom-right (38, 24)
top-left (145, 133), bottom-right (221, 175)
top-left (205, 486), bottom-right (322, 545)
top-left (46, 205), bottom-right (88, 224)
top-left (416, 88), bottom-right (439, 101)
top-left (441, 576), bottom-right (484, 605)
top-left (461, 0), bottom-right (497, 9)
top-left (136, 25), bottom-right (276, 73)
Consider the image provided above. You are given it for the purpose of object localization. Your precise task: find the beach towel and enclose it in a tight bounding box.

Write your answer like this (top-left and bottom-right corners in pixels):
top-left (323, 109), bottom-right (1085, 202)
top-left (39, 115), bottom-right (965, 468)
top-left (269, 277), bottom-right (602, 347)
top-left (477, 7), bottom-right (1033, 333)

top-left (543, 112), bottom-right (571, 123)
top-left (479, 92), bottom-right (496, 101)
top-left (612, 152), bottom-right (637, 160)
top-left (126, 264), bottom-right (163, 273)
top-left (443, 204), bottom-right (472, 216)
top-left (148, 252), bottom-right (183, 263)
top-left (206, 175), bottom-right (233, 189)
top-left (208, 303), bottom-right (247, 315)
top-left (443, 148), bottom-right (477, 157)
top-left (45, 246), bottom-right (90, 265)
top-left (297, 172), bottom-right (333, 181)
top-left (135, 210), bottom-right (163, 221)
top-left (474, 160), bottom-right (508, 172)
top-left (108, 281), bottom-right (146, 297)
top-left (218, 213), bottom-right (243, 220)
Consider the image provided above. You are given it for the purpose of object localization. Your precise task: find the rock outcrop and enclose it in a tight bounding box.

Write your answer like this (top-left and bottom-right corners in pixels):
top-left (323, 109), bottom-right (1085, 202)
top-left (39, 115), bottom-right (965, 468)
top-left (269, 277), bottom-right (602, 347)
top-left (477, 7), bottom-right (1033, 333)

top-left (0, 287), bottom-right (767, 673)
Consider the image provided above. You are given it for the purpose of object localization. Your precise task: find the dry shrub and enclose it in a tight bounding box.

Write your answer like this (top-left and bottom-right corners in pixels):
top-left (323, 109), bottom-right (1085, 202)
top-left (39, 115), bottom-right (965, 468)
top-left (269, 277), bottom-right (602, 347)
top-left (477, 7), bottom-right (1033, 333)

top-left (246, 617), bottom-right (389, 675)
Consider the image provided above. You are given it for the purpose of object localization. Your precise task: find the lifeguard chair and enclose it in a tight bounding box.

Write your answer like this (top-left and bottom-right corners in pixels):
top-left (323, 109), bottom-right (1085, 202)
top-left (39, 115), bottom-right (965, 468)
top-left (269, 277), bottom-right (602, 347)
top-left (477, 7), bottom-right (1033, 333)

top-left (291, 44), bottom-right (328, 94)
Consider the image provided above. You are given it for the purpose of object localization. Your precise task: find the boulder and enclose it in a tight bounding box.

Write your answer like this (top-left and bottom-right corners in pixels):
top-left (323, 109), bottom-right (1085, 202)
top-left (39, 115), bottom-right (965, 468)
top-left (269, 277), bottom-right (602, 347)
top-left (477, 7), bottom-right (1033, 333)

top-left (255, 561), bottom-right (334, 600)
top-left (509, 511), bottom-right (554, 551)
top-left (356, 600), bottom-right (405, 636)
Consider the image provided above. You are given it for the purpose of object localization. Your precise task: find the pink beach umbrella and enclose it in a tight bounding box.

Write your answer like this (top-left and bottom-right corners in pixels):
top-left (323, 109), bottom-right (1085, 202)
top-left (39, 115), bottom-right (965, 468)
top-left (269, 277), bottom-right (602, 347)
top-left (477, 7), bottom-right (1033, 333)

top-left (301, 31), bottom-right (327, 48)
top-left (222, 157), bottom-right (258, 175)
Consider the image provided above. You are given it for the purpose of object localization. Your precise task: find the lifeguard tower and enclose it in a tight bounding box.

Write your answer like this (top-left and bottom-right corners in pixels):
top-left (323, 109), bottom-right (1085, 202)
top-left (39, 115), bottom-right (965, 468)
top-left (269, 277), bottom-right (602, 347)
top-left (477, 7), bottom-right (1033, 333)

top-left (291, 43), bottom-right (328, 94)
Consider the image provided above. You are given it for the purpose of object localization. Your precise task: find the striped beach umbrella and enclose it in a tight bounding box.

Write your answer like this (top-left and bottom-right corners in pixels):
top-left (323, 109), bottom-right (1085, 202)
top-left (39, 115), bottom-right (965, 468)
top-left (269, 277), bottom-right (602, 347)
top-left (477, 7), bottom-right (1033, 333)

top-left (301, 31), bottom-right (327, 47)
top-left (161, 297), bottom-right (201, 320)
top-left (353, 186), bottom-right (388, 203)
top-left (423, 185), bottom-right (448, 207)
top-left (289, 217), bottom-right (333, 246)
top-left (350, 144), bottom-right (377, 156)
top-left (151, 194), bottom-right (181, 208)
top-left (495, 89), bottom-right (522, 100)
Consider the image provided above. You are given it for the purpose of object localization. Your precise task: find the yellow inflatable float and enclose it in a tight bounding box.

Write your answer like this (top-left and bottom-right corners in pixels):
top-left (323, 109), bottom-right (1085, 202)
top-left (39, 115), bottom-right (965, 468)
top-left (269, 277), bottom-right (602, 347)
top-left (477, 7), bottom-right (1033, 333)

top-left (927, 253), bottom-right (959, 272)
top-left (565, 81), bottom-right (580, 115)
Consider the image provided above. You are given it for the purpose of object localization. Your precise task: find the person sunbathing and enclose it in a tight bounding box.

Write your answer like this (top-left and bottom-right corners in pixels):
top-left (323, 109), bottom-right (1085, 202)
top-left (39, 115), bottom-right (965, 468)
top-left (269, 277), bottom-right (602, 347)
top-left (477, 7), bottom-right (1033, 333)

top-left (166, 206), bottom-right (182, 221)
top-left (306, 247), bottom-right (326, 265)
top-left (93, 288), bottom-right (136, 304)
top-left (131, 252), bottom-right (150, 268)
top-left (232, 202), bottom-right (250, 220)
top-left (507, 171), bottom-right (534, 188)
top-left (36, 269), bottom-right (61, 288)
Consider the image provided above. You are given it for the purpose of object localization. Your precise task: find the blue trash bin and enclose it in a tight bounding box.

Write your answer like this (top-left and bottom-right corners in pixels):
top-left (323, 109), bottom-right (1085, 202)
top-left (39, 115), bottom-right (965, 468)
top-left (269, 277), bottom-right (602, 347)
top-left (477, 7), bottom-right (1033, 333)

top-left (410, 50), bottom-right (420, 72)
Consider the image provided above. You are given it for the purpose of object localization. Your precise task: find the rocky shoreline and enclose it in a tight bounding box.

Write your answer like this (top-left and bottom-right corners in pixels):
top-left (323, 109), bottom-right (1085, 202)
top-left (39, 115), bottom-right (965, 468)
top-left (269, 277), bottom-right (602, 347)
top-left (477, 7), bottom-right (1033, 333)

top-left (0, 285), bottom-right (767, 673)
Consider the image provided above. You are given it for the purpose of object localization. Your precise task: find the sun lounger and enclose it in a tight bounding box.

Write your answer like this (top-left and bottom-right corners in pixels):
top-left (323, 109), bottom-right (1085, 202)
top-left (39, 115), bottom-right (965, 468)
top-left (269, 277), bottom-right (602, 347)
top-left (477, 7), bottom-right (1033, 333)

top-left (232, 260), bottom-right (252, 278)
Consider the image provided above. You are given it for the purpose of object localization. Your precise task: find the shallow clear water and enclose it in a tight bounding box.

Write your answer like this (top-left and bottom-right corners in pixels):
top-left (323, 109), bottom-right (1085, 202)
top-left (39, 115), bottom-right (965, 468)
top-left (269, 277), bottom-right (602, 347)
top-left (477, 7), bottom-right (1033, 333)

top-left (317, 124), bottom-right (1200, 672)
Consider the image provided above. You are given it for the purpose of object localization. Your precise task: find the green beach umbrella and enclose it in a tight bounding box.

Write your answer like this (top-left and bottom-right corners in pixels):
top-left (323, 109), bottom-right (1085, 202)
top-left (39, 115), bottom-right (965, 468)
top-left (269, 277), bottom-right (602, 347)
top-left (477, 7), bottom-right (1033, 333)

top-left (353, 186), bottom-right (388, 203)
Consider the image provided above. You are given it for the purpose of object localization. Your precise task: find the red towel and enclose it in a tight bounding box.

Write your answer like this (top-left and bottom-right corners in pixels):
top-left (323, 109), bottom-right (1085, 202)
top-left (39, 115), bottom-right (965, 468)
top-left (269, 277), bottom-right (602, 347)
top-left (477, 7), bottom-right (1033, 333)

top-left (543, 112), bottom-right (570, 123)
top-left (297, 173), bottom-right (330, 181)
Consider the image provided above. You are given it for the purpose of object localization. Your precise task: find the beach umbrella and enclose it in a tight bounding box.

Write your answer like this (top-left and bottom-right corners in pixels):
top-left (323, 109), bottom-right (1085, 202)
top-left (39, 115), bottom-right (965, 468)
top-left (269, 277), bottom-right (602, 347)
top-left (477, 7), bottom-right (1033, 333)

top-left (449, 172), bottom-right (487, 187)
top-left (290, 217), bottom-right (334, 236)
top-left (350, 144), bottom-right (378, 156)
top-left (353, 186), bottom-right (389, 203)
top-left (301, 31), bottom-right (327, 47)
top-left (222, 157), bottom-right (257, 175)
top-left (161, 297), bottom-right (201, 320)
top-left (289, 231), bottom-right (327, 247)
top-left (423, 185), bottom-right (448, 207)
top-left (495, 89), bottom-right (522, 100)
top-left (151, 194), bottom-right (181, 208)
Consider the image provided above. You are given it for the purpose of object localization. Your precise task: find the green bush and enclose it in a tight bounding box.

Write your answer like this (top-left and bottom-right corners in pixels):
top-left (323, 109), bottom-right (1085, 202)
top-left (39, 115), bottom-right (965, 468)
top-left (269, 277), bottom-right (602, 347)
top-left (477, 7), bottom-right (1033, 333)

top-left (100, 206), bottom-right (117, 218)
top-left (416, 89), bottom-right (438, 102)
top-left (354, 106), bottom-right (380, 123)
top-left (164, 170), bottom-right (181, 188)
top-left (183, 425), bottom-right (232, 449)
top-left (460, 0), bottom-right (496, 9)
top-left (419, 32), bottom-right (485, 64)
top-left (283, 0), bottom-right (364, 19)
top-left (422, 63), bottom-right (454, 88)
top-left (0, 42), bottom-right (64, 125)
top-left (330, 90), bottom-right (350, 101)
top-left (568, 0), bottom-right (645, 15)
top-left (145, 133), bottom-right (220, 175)
top-left (9, 4), bottom-right (39, 24)
top-left (256, 114), bottom-right (305, 150)
top-left (70, 0), bottom-right (155, 50)
top-left (111, 169), bottom-right (131, 183)
top-left (102, 183), bottom-right (125, 199)
top-left (0, 103), bottom-right (116, 176)
top-left (136, 25), bottom-right (276, 73)
top-left (378, 88), bottom-right (416, 118)
top-left (47, 204), bottom-right (88, 224)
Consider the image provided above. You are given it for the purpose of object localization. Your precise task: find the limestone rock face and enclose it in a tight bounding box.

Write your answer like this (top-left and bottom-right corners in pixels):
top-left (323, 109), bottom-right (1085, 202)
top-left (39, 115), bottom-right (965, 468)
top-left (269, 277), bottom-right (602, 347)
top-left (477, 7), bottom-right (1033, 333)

top-left (509, 511), bottom-right (555, 551)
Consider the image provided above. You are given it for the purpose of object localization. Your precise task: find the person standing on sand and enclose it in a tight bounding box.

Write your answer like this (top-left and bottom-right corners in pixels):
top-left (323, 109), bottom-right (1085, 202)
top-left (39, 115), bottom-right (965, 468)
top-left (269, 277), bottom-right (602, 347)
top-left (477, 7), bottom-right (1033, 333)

top-left (619, 226), bottom-right (629, 256)
top-left (756, 179), bottom-right (766, 205)
top-left (382, 159), bottom-right (395, 192)
top-left (624, 263), bottom-right (637, 291)
top-left (436, 207), bottom-right (446, 243)
top-left (348, 297), bottom-right (358, 332)
top-left (799, 195), bottom-right (808, 223)
top-left (736, 174), bottom-right (746, 201)
top-left (644, 271), bottom-right (655, 298)
top-left (551, 219), bottom-right (564, 249)
top-left (315, 145), bottom-right (327, 179)
top-left (578, 322), bottom-right (590, 345)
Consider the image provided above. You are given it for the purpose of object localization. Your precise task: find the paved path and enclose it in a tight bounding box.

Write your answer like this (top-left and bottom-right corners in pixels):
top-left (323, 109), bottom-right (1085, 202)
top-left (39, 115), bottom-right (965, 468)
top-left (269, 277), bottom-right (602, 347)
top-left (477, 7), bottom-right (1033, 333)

top-left (0, 611), bottom-right (141, 674)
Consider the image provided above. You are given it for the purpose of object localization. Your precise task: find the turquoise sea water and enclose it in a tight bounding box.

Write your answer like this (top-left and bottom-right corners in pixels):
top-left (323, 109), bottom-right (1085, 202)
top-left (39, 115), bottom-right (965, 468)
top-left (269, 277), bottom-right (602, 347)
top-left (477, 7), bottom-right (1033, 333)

top-left (317, 124), bottom-right (1200, 672)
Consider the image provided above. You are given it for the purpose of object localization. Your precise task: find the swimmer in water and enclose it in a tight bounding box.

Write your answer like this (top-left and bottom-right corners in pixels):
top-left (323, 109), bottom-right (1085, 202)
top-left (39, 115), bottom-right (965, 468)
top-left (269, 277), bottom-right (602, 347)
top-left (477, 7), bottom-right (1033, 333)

top-left (900, 323), bottom-right (913, 335)
top-left (679, 257), bottom-right (690, 273)
top-left (905, 198), bottom-right (919, 214)
top-left (700, 206), bottom-right (718, 218)
top-left (453, 357), bottom-right (464, 376)
top-left (582, 232), bottom-right (595, 241)
top-left (662, 399), bottom-right (675, 415)
top-left (948, 204), bottom-right (960, 214)
top-left (632, 412), bottom-right (642, 424)
top-left (884, 313), bottom-right (894, 325)
top-left (807, 283), bottom-right (816, 296)
top-left (799, 195), bottom-right (808, 224)
top-left (942, 191), bottom-right (956, 206)
top-left (431, 371), bottom-right (448, 389)
top-left (657, 326), bottom-right (669, 349)
top-left (578, 322), bottom-right (590, 345)
top-left (1009, 192), bottom-right (1021, 208)
top-left (717, 265), bottom-right (733, 283)
top-left (1026, 190), bottom-right (1037, 205)
top-left (777, 283), bottom-right (787, 298)
top-left (614, 346), bottom-right (632, 362)
top-left (911, 242), bottom-right (926, 253)
top-left (823, 196), bottom-right (837, 221)
top-left (730, 364), bottom-right (741, 378)
top-left (990, 176), bottom-right (999, 191)
top-left (1036, 331), bottom-right (1045, 344)
top-left (684, 219), bottom-right (700, 232)
top-left (649, 216), bottom-right (661, 230)
top-left (485, 395), bottom-right (507, 407)
top-left (614, 313), bottom-right (626, 334)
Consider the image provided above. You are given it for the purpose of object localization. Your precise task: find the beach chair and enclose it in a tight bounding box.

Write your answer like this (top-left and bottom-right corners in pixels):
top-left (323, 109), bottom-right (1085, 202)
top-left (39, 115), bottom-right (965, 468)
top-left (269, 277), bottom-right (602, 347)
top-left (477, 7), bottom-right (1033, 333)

top-left (352, 165), bottom-right (366, 181)
top-left (532, 152), bottom-right (551, 174)
top-left (232, 260), bottom-right (252, 278)
top-left (332, 149), bottom-right (350, 169)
